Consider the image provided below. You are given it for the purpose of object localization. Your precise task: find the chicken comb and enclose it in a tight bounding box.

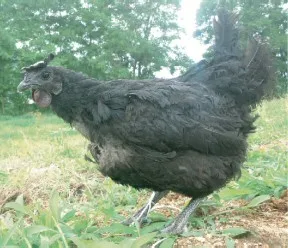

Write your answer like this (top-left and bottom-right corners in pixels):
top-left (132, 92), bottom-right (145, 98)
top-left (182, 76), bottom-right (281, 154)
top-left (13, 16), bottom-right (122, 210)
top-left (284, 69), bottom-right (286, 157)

top-left (21, 53), bottom-right (55, 72)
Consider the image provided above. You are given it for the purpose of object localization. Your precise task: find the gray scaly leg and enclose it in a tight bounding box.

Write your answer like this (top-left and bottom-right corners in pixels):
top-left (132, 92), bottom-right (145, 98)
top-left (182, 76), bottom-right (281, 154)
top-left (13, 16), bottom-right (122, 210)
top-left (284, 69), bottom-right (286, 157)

top-left (123, 191), bottom-right (168, 226)
top-left (161, 198), bottom-right (202, 234)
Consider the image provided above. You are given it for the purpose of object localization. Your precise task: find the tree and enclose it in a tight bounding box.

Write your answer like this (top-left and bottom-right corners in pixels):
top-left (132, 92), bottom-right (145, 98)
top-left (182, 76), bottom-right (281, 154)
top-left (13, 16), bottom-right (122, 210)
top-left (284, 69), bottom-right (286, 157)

top-left (194, 0), bottom-right (287, 96)
top-left (0, 24), bottom-right (29, 114)
top-left (0, 0), bottom-right (192, 114)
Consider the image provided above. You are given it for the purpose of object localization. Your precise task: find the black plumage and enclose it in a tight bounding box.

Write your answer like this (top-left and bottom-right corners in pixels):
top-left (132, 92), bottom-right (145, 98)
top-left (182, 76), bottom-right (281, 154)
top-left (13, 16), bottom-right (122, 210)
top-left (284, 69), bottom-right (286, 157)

top-left (18, 9), bottom-right (275, 234)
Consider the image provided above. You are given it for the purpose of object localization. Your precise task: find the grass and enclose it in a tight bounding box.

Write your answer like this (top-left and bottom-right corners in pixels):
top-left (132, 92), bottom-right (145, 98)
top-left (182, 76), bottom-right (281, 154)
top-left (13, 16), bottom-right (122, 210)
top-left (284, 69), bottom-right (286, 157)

top-left (0, 98), bottom-right (287, 247)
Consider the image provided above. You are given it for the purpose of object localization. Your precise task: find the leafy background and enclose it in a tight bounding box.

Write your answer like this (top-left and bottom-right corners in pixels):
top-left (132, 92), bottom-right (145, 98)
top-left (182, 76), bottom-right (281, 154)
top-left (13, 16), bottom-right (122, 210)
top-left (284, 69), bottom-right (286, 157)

top-left (0, 0), bottom-right (287, 114)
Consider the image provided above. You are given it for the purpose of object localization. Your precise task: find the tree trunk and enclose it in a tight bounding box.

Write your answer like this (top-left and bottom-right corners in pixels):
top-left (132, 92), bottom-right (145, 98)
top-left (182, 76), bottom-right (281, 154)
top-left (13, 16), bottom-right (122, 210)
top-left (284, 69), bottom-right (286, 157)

top-left (138, 62), bottom-right (142, 78)
top-left (132, 62), bottom-right (136, 79)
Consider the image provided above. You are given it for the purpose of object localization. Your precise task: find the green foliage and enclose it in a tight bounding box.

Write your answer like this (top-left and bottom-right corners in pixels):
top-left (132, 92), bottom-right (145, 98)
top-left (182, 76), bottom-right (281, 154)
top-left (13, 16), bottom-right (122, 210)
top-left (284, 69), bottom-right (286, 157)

top-left (2, 191), bottom-right (256, 247)
top-left (195, 0), bottom-right (288, 96)
top-left (1, 193), bottom-right (160, 247)
top-left (0, 0), bottom-right (191, 115)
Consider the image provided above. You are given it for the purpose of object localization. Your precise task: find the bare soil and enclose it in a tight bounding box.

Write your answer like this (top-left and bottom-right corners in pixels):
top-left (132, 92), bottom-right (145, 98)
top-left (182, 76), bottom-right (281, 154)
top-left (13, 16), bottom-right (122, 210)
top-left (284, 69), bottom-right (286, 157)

top-left (158, 192), bottom-right (288, 248)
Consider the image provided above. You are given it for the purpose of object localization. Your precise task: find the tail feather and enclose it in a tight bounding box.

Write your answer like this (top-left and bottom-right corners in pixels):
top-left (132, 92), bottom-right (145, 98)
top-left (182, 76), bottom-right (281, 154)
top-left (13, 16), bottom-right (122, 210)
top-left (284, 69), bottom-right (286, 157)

top-left (223, 35), bottom-right (276, 106)
top-left (241, 37), bottom-right (275, 104)
top-left (213, 8), bottom-right (241, 59)
top-left (178, 9), bottom-right (275, 107)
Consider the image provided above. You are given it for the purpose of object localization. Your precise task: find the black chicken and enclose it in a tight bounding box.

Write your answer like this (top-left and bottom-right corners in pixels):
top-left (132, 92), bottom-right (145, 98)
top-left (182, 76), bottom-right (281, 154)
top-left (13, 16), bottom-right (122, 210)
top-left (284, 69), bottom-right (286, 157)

top-left (18, 9), bottom-right (274, 234)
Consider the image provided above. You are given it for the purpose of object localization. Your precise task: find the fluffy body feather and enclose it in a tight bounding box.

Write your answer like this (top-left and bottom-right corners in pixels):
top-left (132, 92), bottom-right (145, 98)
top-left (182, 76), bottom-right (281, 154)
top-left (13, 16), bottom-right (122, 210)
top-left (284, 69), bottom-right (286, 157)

top-left (50, 74), bottom-right (246, 197)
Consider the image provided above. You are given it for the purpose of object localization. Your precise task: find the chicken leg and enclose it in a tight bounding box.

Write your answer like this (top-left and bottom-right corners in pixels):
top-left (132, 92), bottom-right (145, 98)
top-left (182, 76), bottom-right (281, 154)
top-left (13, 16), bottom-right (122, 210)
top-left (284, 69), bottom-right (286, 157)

top-left (160, 198), bottom-right (202, 234)
top-left (123, 191), bottom-right (168, 226)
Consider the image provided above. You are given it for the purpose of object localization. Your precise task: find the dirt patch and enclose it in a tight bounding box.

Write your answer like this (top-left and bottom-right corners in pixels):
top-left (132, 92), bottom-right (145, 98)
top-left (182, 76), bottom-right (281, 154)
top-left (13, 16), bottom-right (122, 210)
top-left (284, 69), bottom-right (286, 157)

top-left (0, 164), bottom-right (66, 209)
top-left (174, 211), bottom-right (287, 247)
top-left (155, 192), bottom-right (288, 247)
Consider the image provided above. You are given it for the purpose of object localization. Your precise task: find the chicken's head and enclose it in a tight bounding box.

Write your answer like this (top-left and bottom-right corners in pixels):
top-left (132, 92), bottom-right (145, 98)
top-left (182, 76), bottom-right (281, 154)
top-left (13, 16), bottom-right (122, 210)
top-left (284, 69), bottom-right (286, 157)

top-left (17, 54), bottom-right (62, 107)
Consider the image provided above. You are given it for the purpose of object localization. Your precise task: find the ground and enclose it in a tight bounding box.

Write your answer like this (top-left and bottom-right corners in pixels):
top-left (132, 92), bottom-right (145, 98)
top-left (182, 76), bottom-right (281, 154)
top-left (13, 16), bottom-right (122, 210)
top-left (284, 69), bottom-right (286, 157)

top-left (0, 98), bottom-right (287, 247)
top-left (163, 192), bottom-right (288, 247)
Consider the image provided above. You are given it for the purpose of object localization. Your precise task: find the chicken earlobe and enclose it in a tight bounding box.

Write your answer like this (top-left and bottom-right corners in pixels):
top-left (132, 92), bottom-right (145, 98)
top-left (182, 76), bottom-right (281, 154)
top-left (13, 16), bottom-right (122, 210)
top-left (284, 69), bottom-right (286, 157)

top-left (32, 89), bottom-right (52, 108)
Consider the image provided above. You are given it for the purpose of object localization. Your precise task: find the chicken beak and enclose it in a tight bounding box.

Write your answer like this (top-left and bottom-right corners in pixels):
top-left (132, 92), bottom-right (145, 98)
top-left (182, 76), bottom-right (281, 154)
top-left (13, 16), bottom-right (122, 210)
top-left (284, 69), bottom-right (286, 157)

top-left (17, 80), bottom-right (33, 92)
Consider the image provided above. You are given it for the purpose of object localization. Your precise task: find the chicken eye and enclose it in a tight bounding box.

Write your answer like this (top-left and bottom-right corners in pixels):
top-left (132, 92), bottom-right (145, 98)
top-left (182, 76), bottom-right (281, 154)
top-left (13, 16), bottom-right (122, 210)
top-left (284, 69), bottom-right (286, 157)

top-left (41, 71), bottom-right (50, 80)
